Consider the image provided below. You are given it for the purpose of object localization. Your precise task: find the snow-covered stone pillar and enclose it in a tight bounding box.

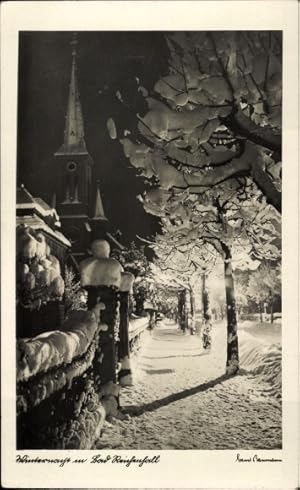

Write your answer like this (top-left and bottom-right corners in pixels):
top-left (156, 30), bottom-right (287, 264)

top-left (118, 272), bottom-right (135, 387)
top-left (80, 240), bottom-right (123, 387)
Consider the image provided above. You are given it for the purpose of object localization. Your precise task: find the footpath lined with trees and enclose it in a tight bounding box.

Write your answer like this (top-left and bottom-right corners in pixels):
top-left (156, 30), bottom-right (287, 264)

top-left (16, 31), bottom-right (282, 450)
top-left (108, 31), bottom-right (282, 375)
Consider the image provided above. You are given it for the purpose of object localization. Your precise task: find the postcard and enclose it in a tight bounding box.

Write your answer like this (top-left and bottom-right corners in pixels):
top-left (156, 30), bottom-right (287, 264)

top-left (1, 1), bottom-right (299, 488)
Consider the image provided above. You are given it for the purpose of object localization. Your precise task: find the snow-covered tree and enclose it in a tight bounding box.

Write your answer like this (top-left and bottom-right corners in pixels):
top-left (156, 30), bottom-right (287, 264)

top-left (233, 271), bottom-right (250, 318)
top-left (111, 241), bottom-right (149, 276)
top-left (112, 241), bottom-right (151, 316)
top-left (107, 31), bottom-right (281, 374)
top-left (149, 227), bottom-right (214, 332)
top-left (155, 285), bottom-right (179, 320)
top-left (138, 179), bottom-right (280, 374)
top-left (247, 262), bottom-right (281, 322)
top-left (108, 31), bottom-right (281, 214)
top-left (64, 267), bottom-right (87, 314)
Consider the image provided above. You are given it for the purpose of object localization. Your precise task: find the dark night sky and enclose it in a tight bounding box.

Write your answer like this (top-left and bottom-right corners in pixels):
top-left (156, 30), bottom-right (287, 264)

top-left (17, 31), bottom-right (169, 245)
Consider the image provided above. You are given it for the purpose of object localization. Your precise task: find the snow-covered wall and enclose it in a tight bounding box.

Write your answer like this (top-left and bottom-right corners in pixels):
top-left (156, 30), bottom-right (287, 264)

top-left (17, 310), bottom-right (99, 383)
top-left (17, 311), bottom-right (149, 449)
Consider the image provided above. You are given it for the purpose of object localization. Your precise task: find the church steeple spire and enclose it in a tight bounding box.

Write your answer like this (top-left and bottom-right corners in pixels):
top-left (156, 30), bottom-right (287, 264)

top-left (92, 180), bottom-right (107, 221)
top-left (56, 33), bottom-right (87, 155)
top-left (53, 35), bottom-right (116, 257)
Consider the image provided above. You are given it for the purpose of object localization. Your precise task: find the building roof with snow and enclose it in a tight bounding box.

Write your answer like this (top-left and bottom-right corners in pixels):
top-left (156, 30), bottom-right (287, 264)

top-left (16, 185), bottom-right (71, 248)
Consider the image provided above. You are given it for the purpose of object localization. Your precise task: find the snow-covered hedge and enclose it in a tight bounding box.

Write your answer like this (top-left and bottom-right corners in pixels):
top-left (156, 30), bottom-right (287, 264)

top-left (17, 310), bottom-right (149, 449)
top-left (18, 370), bottom-right (108, 449)
top-left (17, 310), bottom-right (99, 383)
top-left (17, 334), bottom-right (99, 415)
top-left (17, 314), bottom-right (148, 409)
top-left (16, 226), bottom-right (66, 311)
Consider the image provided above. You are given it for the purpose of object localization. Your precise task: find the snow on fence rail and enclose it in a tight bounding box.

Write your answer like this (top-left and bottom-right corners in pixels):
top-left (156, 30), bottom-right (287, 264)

top-left (16, 311), bottom-right (149, 449)
top-left (17, 311), bottom-right (99, 384)
top-left (128, 317), bottom-right (149, 364)
top-left (129, 316), bottom-right (149, 339)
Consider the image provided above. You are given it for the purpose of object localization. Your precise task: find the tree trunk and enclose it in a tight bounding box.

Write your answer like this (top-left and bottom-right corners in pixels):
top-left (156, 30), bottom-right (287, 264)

top-left (259, 302), bottom-right (263, 323)
top-left (251, 159), bottom-right (281, 214)
top-left (178, 289), bottom-right (187, 331)
top-left (189, 285), bottom-right (196, 332)
top-left (263, 301), bottom-right (268, 322)
top-left (177, 291), bottom-right (181, 328)
top-left (227, 108), bottom-right (281, 154)
top-left (134, 293), bottom-right (144, 316)
top-left (189, 287), bottom-right (195, 317)
top-left (222, 243), bottom-right (239, 375)
top-left (224, 111), bottom-right (281, 214)
top-left (201, 272), bottom-right (210, 320)
top-left (270, 296), bottom-right (274, 324)
top-left (184, 289), bottom-right (189, 331)
top-left (149, 310), bottom-right (156, 329)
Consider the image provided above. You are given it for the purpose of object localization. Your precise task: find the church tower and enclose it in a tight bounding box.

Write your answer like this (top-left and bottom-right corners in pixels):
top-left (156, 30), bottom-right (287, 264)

top-left (90, 180), bottom-right (108, 241)
top-left (53, 34), bottom-right (107, 259)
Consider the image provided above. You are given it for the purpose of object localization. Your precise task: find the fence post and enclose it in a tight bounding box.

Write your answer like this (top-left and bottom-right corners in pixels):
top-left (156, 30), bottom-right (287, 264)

top-left (79, 240), bottom-right (122, 389)
top-left (118, 272), bottom-right (135, 386)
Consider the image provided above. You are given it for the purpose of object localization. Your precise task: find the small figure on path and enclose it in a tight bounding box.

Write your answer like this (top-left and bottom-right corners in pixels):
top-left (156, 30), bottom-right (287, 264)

top-left (202, 314), bottom-right (212, 350)
top-left (148, 311), bottom-right (157, 334)
top-left (144, 300), bottom-right (157, 335)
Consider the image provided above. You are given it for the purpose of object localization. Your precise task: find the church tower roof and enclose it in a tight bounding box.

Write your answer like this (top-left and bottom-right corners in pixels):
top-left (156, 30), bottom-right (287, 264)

top-left (55, 34), bottom-right (87, 156)
top-left (92, 180), bottom-right (108, 221)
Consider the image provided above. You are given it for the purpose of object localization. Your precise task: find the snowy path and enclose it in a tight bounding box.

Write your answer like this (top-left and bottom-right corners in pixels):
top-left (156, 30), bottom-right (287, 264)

top-left (95, 320), bottom-right (281, 450)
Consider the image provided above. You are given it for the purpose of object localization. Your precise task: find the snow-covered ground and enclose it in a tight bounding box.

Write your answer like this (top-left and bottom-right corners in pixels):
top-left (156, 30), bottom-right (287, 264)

top-left (94, 319), bottom-right (281, 450)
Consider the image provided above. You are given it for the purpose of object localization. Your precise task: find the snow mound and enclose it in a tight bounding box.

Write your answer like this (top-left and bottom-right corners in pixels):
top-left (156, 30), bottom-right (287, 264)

top-left (239, 334), bottom-right (281, 400)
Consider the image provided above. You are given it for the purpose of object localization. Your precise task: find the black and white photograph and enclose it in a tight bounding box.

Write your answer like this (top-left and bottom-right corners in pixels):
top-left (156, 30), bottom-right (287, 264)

top-left (1, 1), bottom-right (299, 488)
top-left (16, 28), bottom-right (283, 451)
